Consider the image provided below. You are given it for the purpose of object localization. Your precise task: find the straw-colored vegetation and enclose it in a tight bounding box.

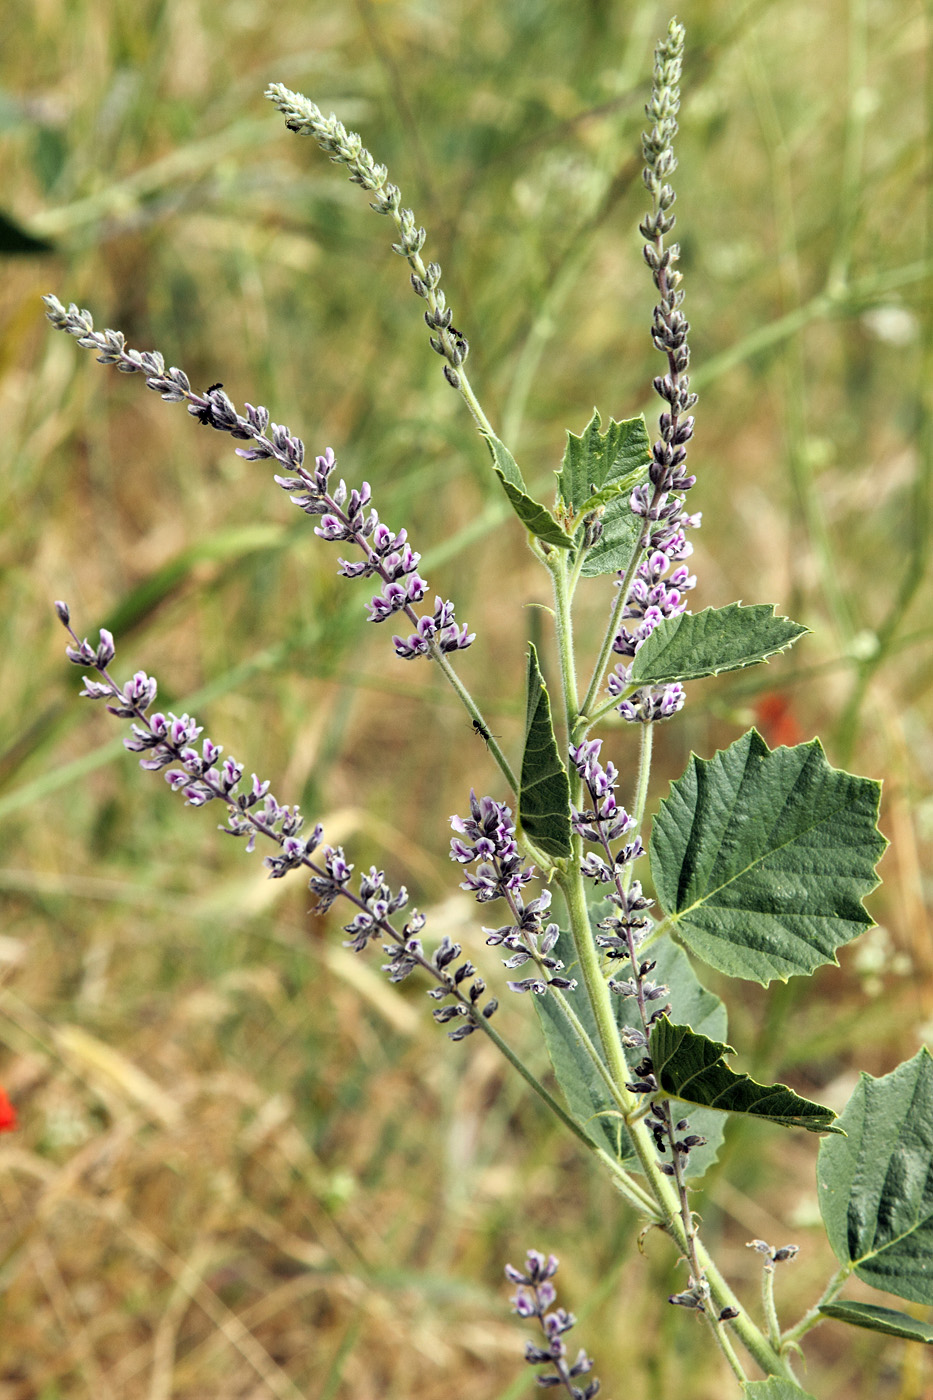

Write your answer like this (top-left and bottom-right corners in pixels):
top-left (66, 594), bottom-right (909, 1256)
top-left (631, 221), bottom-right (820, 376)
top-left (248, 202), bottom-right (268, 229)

top-left (0, 1), bottom-right (930, 1396)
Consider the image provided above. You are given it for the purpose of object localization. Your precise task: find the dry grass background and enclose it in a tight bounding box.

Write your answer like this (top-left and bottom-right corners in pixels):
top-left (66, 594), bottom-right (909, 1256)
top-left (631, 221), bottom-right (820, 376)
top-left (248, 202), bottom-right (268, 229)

top-left (0, 0), bottom-right (931, 1396)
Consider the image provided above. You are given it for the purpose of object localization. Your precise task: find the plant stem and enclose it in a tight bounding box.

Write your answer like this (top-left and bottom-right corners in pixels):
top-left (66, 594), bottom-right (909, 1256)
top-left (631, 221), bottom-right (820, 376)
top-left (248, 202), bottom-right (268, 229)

top-left (623, 1074), bottom-right (791, 1378)
top-left (554, 877), bottom-right (789, 1376)
top-left (714, 1322), bottom-right (748, 1385)
top-left (557, 866), bottom-right (630, 1090)
top-left (762, 1264), bottom-right (781, 1352)
top-left (624, 722), bottom-right (654, 893)
top-left (579, 521), bottom-right (648, 727)
top-left (474, 1012), bottom-right (656, 1217)
top-left (432, 646), bottom-right (520, 796)
top-left (549, 552), bottom-right (580, 748)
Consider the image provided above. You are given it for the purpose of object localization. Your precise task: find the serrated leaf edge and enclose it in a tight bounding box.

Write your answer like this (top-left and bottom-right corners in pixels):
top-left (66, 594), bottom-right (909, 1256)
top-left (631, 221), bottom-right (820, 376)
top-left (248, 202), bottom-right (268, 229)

top-left (630, 602), bottom-right (810, 685)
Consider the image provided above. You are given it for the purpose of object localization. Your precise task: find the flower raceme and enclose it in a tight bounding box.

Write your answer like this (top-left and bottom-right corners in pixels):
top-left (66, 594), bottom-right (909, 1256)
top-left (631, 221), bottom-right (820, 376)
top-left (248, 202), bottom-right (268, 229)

top-left (55, 604), bottom-right (496, 1041)
top-left (569, 739), bottom-right (644, 884)
top-left (601, 15), bottom-right (700, 729)
top-left (450, 793), bottom-right (577, 996)
top-left (449, 792), bottom-right (535, 903)
top-left (506, 1250), bottom-right (600, 1399)
top-left (42, 297), bottom-right (474, 664)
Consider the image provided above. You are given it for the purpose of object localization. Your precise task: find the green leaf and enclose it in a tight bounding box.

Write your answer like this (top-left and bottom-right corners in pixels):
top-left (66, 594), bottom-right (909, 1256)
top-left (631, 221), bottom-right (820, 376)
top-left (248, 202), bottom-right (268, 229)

top-left (578, 500), bottom-right (643, 578)
top-left (535, 936), bottom-right (728, 1176)
top-left (630, 604), bottom-right (808, 685)
top-left (637, 942), bottom-right (729, 1177)
top-left (742, 1381), bottom-right (817, 1400)
top-left (650, 730), bottom-right (887, 984)
top-left (818, 1048), bottom-right (933, 1304)
top-left (554, 409), bottom-right (652, 578)
top-left (819, 1301), bottom-right (933, 1344)
top-left (557, 409), bottom-right (652, 516)
top-left (517, 644), bottom-right (572, 860)
top-left (481, 430), bottom-right (575, 551)
top-left (534, 933), bottom-right (633, 1165)
top-left (650, 1018), bottom-right (842, 1133)
top-left (482, 427), bottom-right (527, 491)
top-left (32, 126), bottom-right (68, 195)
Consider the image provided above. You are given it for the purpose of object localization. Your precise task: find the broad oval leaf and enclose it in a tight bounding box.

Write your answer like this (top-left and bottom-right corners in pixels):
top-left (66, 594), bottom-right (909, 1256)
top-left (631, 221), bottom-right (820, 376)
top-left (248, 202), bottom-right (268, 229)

top-left (481, 430), bottom-right (575, 551)
top-left (535, 935), bottom-right (727, 1177)
top-left (743, 1381), bottom-right (817, 1400)
top-left (650, 730), bottom-right (887, 983)
top-left (630, 603), bottom-right (808, 686)
top-left (819, 1300), bottom-right (933, 1344)
top-left (649, 1018), bottom-right (842, 1133)
top-left (818, 1048), bottom-right (933, 1304)
top-left (518, 644), bottom-right (572, 860)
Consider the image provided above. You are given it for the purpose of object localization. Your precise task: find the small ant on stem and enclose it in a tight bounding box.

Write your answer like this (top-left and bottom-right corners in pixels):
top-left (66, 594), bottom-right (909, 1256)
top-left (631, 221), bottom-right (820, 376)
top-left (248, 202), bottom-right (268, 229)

top-left (471, 719), bottom-right (501, 748)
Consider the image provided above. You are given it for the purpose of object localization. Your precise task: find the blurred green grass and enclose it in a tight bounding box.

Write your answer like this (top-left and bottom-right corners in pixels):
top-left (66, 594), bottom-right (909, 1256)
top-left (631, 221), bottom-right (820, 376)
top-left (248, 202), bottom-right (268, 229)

top-left (0, 0), bottom-right (931, 1396)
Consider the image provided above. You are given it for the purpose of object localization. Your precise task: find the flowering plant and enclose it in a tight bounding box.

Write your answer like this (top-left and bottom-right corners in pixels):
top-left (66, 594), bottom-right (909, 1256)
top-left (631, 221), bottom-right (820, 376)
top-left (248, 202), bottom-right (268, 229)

top-left (45, 18), bottom-right (930, 1397)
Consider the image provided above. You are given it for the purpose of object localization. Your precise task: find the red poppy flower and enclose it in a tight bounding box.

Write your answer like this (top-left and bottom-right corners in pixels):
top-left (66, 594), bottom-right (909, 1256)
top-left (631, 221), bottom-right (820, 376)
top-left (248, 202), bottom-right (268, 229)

top-left (754, 691), bottom-right (803, 750)
top-left (0, 1085), bottom-right (17, 1132)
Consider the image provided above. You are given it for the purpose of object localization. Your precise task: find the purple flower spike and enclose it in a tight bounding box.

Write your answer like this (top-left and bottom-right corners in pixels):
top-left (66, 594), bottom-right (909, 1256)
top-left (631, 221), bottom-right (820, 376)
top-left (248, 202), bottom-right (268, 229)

top-left (505, 1251), bottom-right (600, 1400)
top-left (606, 18), bottom-right (700, 727)
top-left (569, 739), bottom-right (642, 866)
top-left (42, 298), bottom-right (473, 666)
top-left (617, 683), bottom-right (685, 724)
top-left (449, 792), bottom-right (532, 902)
top-left (394, 597), bottom-right (475, 659)
top-left (611, 526), bottom-right (697, 663)
top-left (451, 796), bottom-right (576, 997)
top-left (56, 604), bottom-right (497, 1042)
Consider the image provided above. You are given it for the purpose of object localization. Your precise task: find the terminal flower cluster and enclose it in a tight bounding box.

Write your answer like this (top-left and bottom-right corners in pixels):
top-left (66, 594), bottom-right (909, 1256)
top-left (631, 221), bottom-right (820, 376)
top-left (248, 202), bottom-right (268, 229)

top-left (506, 1250), bottom-right (600, 1400)
top-left (610, 533), bottom-right (697, 659)
top-left (273, 445), bottom-right (473, 658)
top-left (42, 297), bottom-right (473, 663)
top-left (58, 606), bottom-right (318, 865)
top-left (611, 525), bottom-right (696, 732)
top-left (611, 19), bottom-right (698, 726)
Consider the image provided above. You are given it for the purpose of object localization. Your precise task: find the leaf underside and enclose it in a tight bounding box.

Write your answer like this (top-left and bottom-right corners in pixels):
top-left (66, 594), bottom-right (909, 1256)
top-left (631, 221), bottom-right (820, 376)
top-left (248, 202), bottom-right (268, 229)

top-left (650, 729), bottom-right (887, 984)
top-left (818, 1048), bottom-right (933, 1305)
top-left (819, 1300), bottom-right (933, 1344)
